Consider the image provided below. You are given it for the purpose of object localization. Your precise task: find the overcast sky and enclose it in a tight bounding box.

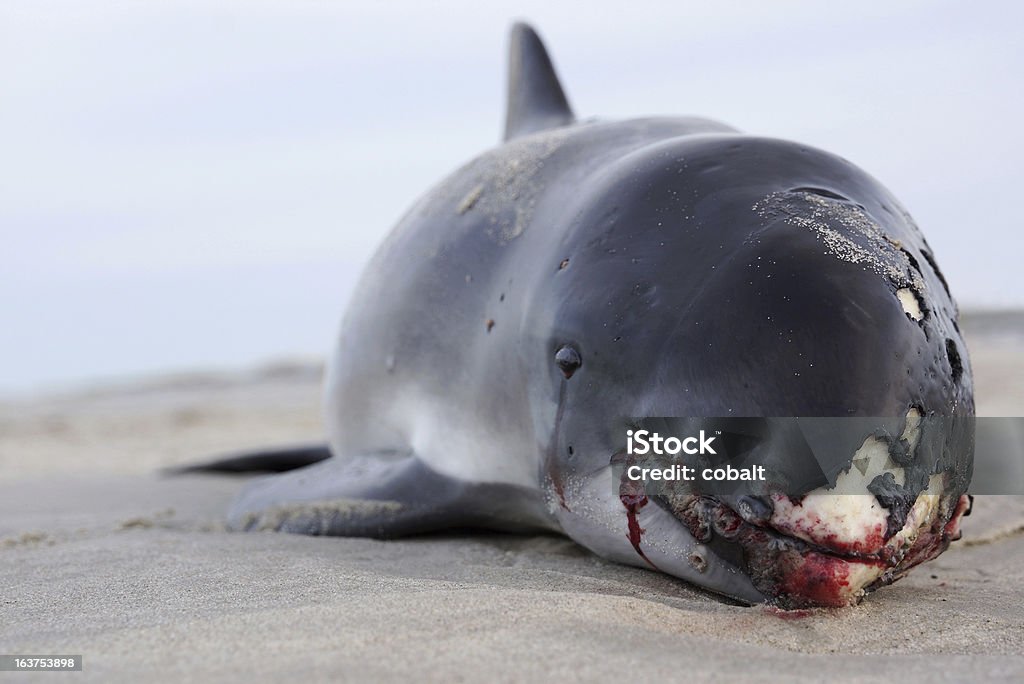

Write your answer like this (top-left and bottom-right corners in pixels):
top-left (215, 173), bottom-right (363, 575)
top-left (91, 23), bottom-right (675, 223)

top-left (1, 0), bottom-right (1021, 394)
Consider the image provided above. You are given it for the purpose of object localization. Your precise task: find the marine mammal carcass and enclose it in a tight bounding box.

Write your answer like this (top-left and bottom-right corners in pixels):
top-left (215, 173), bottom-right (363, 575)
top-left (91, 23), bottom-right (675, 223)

top-left (189, 23), bottom-right (973, 608)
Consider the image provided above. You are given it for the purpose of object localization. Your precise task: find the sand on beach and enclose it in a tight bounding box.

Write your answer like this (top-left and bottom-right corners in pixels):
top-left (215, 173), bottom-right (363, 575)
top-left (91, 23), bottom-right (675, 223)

top-left (1, 315), bottom-right (1022, 682)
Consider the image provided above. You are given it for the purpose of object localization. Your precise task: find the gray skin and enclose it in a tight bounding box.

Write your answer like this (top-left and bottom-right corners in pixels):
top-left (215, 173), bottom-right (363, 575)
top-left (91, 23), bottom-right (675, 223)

top-left (223, 24), bottom-right (973, 606)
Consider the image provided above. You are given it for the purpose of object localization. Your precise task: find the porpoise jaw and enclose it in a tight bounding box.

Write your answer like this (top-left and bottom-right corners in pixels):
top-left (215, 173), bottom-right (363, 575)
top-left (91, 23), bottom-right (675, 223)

top-left (639, 414), bottom-right (973, 608)
top-left (750, 418), bottom-right (972, 607)
top-left (674, 490), bottom-right (970, 609)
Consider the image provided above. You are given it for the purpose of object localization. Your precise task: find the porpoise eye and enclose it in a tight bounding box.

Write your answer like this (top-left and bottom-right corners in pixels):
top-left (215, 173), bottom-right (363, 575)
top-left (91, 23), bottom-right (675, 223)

top-left (554, 345), bottom-right (582, 378)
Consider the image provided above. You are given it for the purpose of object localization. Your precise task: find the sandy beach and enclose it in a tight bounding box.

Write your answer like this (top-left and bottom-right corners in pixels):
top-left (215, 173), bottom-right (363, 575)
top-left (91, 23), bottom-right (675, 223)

top-left (2, 315), bottom-right (1022, 682)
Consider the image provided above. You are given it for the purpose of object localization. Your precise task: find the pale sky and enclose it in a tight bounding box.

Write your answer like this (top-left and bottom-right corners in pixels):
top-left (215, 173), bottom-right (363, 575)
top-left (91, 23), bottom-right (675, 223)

top-left (2, 0), bottom-right (1022, 394)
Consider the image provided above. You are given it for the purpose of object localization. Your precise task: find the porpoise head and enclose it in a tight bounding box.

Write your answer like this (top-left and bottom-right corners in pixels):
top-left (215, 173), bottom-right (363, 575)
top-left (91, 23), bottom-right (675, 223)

top-left (525, 132), bottom-right (974, 608)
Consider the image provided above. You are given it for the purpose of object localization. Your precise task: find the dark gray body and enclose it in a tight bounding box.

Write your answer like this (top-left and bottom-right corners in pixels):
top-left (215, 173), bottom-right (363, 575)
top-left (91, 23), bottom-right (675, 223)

top-left (226, 24), bottom-right (973, 606)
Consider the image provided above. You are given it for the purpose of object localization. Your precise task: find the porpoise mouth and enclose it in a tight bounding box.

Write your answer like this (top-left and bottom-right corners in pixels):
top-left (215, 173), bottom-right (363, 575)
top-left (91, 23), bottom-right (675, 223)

top-left (667, 487), bottom-right (972, 609)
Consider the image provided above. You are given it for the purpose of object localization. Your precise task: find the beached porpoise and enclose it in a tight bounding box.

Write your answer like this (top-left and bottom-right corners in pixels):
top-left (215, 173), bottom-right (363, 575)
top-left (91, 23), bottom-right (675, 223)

top-left (183, 23), bottom-right (974, 608)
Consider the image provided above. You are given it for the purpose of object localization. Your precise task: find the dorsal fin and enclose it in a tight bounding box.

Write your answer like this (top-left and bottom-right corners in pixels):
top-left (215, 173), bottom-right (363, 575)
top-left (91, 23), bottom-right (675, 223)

top-left (503, 23), bottom-right (575, 141)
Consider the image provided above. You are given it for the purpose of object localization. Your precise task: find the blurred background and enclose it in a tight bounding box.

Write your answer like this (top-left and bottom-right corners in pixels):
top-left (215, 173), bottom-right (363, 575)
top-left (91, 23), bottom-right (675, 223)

top-left (2, 0), bottom-right (1022, 396)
